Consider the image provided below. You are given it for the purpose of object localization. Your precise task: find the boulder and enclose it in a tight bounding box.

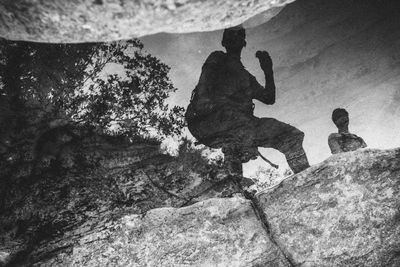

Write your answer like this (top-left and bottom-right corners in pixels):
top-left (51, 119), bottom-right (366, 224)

top-left (258, 148), bottom-right (400, 266)
top-left (32, 197), bottom-right (291, 266)
top-left (0, 141), bottom-right (246, 265)
top-left (2, 139), bottom-right (400, 266)
top-left (0, 0), bottom-right (294, 43)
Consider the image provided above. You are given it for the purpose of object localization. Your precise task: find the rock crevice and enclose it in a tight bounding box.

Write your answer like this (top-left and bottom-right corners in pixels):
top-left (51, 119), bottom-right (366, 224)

top-left (240, 183), bottom-right (296, 267)
top-left (1, 146), bottom-right (400, 266)
top-left (257, 148), bottom-right (400, 266)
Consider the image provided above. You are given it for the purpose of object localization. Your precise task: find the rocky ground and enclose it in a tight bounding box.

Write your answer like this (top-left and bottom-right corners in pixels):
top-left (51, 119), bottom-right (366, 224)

top-left (259, 148), bottom-right (400, 266)
top-left (0, 140), bottom-right (250, 266)
top-left (1, 145), bottom-right (399, 266)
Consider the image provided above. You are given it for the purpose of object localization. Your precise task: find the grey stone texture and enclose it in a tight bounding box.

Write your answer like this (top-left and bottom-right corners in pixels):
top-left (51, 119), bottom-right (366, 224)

top-left (258, 148), bottom-right (400, 266)
top-left (0, 0), bottom-right (294, 43)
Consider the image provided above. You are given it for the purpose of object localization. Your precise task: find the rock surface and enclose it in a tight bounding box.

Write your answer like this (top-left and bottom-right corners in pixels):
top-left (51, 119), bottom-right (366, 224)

top-left (258, 148), bottom-right (400, 266)
top-left (1, 139), bottom-right (400, 265)
top-left (38, 197), bottom-right (291, 266)
top-left (0, 0), bottom-right (294, 43)
top-left (0, 140), bottom-right (248, 266)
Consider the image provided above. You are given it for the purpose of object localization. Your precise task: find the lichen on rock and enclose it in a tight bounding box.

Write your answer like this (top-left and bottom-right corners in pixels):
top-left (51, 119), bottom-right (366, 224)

top-left (0, 140), bottom-right (247, 266)
top-left (40, 197), bottom-right (291, 266)
top-left (258, 148), bottom-right (400, 266)
top-left (1, 139), bottom-right (400, 266)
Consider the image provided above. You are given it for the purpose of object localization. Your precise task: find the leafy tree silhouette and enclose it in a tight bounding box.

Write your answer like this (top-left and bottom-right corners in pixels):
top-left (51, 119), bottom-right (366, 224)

top-left (0, 39), bottom-right (184, 179)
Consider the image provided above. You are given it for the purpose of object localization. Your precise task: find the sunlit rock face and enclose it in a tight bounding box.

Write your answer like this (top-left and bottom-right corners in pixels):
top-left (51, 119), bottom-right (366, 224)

top-left (0, 0), bottom-right (294, 43)
top-left (2, 146), bottom-right (398, 266)
top-left (0, 140), bottom-right (252, 266)
top-left (141, 0), bottom-right (400, 169)
top-left (39, 197), bottom-right (291, 266)
top-left (258, 148), bottom-right (400, 266)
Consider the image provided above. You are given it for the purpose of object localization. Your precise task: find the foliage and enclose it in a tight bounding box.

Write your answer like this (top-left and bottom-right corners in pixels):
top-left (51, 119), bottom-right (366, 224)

top-left (250, 166), bottom-right (292, 192)
top-left (67, 40), bottom-right (185, 137)
top-left (173, 137), bottom-right (223, 178)
top-left (0, 38), bottom-right (184, 179)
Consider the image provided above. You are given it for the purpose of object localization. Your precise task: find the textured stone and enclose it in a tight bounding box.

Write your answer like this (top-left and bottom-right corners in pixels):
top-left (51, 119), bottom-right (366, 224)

top-left (39, 197), bottom-right (291, 267)
top-left (2, 141), bottom-right (400, 265)
top-left (0, 141), bottom-right (243, 265)
top-left (0, 0), bottom-right (295, 43)
top-left (258, 148), bottom-right (400, 266)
